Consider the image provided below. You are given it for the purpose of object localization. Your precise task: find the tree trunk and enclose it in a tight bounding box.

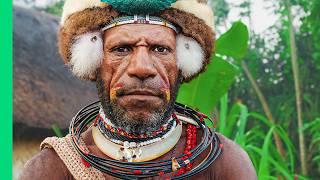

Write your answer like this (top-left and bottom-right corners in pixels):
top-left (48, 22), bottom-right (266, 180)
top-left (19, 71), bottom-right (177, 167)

top-left (221, 1), bottom-right (286, 157)
top-left (241, 61), bottom-right (286, 157)
top-left (283, 0), bottom-right (308, 175)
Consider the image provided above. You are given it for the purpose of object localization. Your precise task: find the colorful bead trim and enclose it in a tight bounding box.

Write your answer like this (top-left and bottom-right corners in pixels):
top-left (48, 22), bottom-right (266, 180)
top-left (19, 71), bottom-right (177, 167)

top-left (96, 117), bottom-right (178, 148)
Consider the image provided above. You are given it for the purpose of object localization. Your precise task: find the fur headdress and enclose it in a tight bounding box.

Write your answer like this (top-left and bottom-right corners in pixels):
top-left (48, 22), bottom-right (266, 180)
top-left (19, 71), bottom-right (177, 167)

top-left (58, 0), bottom-right (215, 82)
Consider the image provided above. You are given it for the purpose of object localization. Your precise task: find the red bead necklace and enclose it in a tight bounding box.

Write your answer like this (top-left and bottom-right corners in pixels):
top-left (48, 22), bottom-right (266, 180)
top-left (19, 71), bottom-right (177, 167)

top-left (97, 112), bottom-right (174, 139)
top-left (175, 123), bottom-right (197, 176)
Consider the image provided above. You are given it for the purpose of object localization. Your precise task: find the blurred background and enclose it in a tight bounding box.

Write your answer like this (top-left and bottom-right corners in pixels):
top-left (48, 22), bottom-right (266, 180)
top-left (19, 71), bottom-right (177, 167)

top-left (13, 0), bottom-right (320, 179)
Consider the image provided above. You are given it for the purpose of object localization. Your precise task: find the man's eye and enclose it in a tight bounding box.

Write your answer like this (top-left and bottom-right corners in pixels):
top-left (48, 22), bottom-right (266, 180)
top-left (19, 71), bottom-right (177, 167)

top-left (152, 46), bottom-right (170, 54)
top-left (112, 46), bottom-right (132, 53)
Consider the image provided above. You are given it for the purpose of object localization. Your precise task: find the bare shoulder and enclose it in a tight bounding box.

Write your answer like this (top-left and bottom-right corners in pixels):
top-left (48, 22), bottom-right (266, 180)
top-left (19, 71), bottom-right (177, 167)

top-left (211, 133), bottom-right (257, 180)
top-left (19, 148), bottom-right (72, 180)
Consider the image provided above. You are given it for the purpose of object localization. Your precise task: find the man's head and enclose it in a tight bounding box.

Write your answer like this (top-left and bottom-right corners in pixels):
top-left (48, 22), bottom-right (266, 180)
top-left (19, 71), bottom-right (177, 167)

top-left (57, 0), bottom-right (215, 133)
top-left (97, 24), bottom-right (182, 133)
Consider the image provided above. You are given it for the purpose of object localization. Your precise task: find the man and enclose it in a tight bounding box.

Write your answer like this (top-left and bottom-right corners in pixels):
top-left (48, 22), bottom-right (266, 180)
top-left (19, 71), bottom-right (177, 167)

top-left (20, 0), bottom-right (257, 179)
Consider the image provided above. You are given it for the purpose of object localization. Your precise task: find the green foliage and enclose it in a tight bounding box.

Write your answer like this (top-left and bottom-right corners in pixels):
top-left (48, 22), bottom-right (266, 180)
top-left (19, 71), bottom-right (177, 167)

top-left (210, 0), bottom-right (229, 29)
top-left (177, 57), bottom-right (239, 115)
top-left (215, 0), bottom-right (320, 176)
top-left (51, 123), bottom-right (63, 137)
top-left (303, 118), bottom-right (320, 175)
top-left (45, 0), bottom-right (64, 16)
top-left (216, 94), bottom-right (300, 179)
top-left (216, 21), bottom-right (249, 61)
top-left (177, 21), bottom-right (249, 115)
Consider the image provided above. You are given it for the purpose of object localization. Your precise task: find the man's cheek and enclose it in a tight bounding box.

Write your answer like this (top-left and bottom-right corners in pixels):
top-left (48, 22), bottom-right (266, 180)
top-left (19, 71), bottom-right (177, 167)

top-left (98, 69), bottom-right (113, 96)
top-left (167, 69), bottom-right (179, 100)
top-left (158, 61), bottom-right (178, 99)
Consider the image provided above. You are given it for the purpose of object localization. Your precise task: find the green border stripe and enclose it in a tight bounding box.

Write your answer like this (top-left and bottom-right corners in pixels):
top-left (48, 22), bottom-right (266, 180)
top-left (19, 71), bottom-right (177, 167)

top-left (0, 0), bottom-right (12, 179)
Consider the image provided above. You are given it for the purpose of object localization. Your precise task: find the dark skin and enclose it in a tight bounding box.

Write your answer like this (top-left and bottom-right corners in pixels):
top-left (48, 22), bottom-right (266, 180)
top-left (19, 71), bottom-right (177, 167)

top-left (19, 24), bottom-right (257, 180)
top-left (101, 24), bottom-right (178, 123)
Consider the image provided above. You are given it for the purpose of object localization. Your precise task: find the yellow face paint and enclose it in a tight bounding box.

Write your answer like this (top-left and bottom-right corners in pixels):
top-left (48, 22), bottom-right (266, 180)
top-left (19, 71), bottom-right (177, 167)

top-left (110, 83), bottom-right (124, 101)
top-left (161, 88), bottom-right (170, 102)
top-left (110, 87), bottom-right (121, 101)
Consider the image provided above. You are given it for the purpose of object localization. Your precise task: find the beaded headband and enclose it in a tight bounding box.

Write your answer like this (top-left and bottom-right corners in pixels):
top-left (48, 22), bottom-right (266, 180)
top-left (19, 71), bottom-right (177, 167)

top-left (101, 14), bottom-right (180, 33)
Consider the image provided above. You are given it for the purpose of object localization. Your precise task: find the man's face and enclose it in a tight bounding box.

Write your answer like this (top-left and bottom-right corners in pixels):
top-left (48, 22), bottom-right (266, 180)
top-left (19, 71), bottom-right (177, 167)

top-left (97, 24), bottom-right (181, 134)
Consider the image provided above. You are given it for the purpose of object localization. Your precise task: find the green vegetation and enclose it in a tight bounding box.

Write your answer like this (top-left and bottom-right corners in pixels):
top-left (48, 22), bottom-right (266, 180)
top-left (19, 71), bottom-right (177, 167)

top-left (45, 0), bottom-right (64, 16)
top-left (43, 0), bottom-right (319, 178)
top-left (177, 21), bottom-right (248, 115)
top-left (178, 0), bottom-right (319, 178)
top-left (51, 123), bottom-right (63, 138)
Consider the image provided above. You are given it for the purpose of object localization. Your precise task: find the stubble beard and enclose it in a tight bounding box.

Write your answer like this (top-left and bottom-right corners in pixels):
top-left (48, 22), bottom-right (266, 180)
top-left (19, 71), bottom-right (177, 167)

top-left (96, 74), bottom-right (182, 135)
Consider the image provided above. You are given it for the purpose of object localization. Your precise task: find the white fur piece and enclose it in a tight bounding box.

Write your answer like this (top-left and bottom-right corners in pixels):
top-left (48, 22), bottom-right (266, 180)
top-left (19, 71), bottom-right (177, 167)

top-left (176, 34), bottom-right (205, 78)
top-left (61, 0), bottom-right (103, 25)
top-left (70, 31), bottom-right (103, 79)
top-left (172, 0), bottom-right (215, 31)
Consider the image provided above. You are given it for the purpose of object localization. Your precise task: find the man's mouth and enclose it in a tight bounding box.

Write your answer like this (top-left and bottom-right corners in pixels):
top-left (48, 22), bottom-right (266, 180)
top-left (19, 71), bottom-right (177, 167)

top-left (110, 85), bottom-right (170, 102)
top-left (124, 89), bottom-right (160, 97)
top-left (118, 89), bottom-right (162, 101)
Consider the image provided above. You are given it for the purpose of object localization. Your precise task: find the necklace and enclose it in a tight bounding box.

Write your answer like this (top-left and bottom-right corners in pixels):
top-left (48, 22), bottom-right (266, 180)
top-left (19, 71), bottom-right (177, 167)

top-left (96, 117), bottom-right (178, 147)
top-left (93, 122), bottom-right (182, 162)
top-left (96, 109), bottom-right (176, 144)
top-left (98, 108), bottom-right (175, 140)
top-left (69, 101), bottom-right (223, 179)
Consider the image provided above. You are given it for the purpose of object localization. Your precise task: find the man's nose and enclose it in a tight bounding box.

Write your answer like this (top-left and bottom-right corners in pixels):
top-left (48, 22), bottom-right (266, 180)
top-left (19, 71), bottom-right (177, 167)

top-left (127, 47), bottom-right (157, 81)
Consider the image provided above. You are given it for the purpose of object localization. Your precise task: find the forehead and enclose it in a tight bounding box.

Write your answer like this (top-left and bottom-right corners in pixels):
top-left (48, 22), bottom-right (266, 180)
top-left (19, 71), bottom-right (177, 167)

top-left (103, 24), bottom-right (176, 44)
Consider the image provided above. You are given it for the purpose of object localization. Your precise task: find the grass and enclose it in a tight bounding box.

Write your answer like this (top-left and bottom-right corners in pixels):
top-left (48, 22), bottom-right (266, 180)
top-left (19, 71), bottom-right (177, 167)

top-left (215, 93), bottom-right (312, 179)
top-left (51, 123), bottom-right (63, 138)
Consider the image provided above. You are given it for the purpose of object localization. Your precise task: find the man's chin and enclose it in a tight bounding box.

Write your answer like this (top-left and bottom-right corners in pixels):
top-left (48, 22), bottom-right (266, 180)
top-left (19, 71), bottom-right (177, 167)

top-left (124, 111), bottom-right (160, 122)
top-left (108, 101), bottom-right (168, 132)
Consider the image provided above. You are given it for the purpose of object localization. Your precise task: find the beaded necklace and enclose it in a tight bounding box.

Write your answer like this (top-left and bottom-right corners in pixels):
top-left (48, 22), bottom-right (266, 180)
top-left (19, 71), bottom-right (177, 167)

top-left (98, 108), bottom-right (175, 140)
top-left (97, 117), bottom-right (178, 148)
top-left (69, 101), bottom-right (223, 179)
top-left (93, 120), bottom-right (182, 162)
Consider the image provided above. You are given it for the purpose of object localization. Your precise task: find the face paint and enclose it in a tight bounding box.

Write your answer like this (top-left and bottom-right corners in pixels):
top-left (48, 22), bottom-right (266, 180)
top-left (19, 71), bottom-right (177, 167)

top-left (160, 80), bottom-right (171, 102)
top-left (97, 73), bottom-right (183, 134)
top-left (161, 88), bottom-right (171, 102)
top-left (110, 83), bottom-right (124, 101)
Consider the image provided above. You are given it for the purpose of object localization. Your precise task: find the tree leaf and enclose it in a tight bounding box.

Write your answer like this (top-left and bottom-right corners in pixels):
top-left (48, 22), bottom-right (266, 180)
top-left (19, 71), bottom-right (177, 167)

top-left (177, 56), bottom-right (239, 115)
top-left (216, 21), bottom-right (249, 61)
top-left (177, 21), bottom-right (249, 115)
top-left (258, 127), bottom-right (274, 178)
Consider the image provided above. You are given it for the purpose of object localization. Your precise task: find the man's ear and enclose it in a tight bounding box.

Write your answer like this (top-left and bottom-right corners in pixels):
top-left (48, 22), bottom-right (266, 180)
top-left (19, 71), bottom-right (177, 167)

top-left (69, 31), bottom-right (104, 80)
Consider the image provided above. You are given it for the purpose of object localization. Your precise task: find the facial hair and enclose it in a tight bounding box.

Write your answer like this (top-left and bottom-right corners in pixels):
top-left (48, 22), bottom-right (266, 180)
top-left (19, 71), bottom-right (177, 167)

top-left (96, 73), bottom-right (183, 135)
